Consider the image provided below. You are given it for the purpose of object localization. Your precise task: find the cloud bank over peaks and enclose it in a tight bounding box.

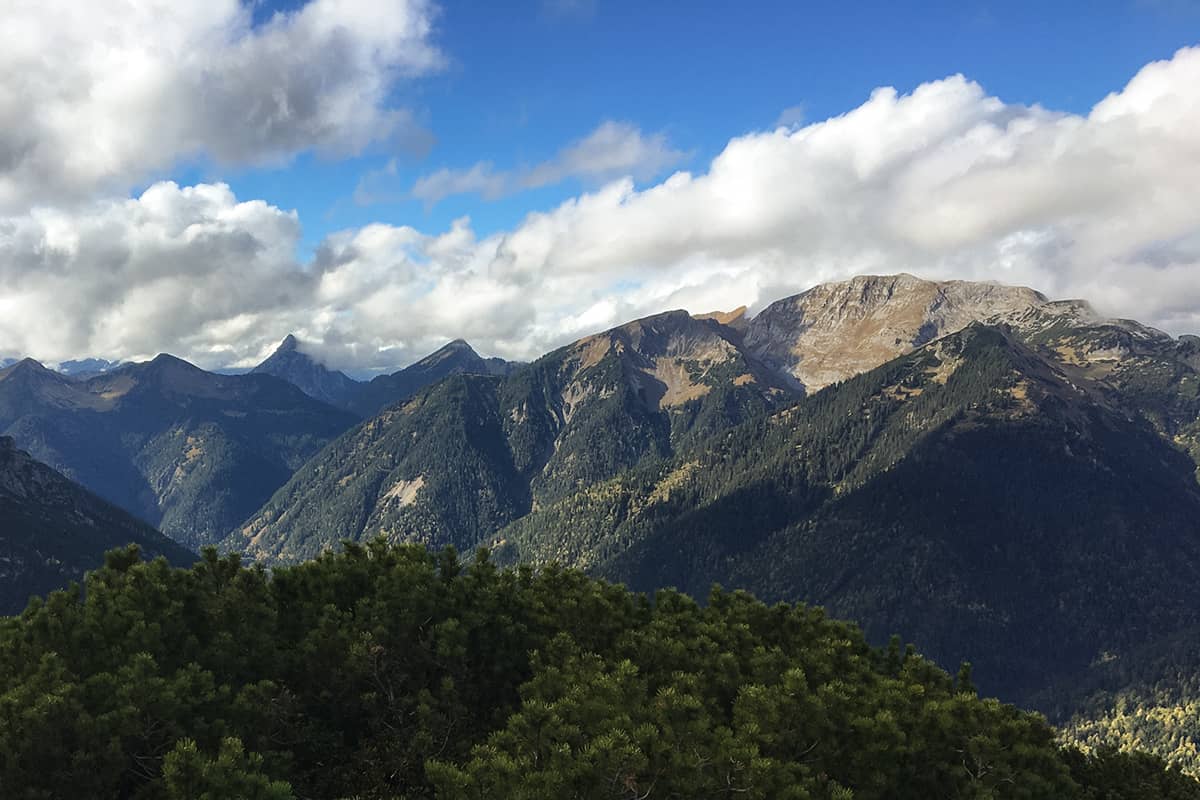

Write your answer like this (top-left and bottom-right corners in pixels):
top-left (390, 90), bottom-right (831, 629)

top-left (1, 45), bottom-right (1199, 374)
top-left (0, 0), bottom-right (442, 211)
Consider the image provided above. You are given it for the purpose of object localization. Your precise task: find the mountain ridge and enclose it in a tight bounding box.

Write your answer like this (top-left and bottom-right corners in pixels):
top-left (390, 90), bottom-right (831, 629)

top-left (229, 274), bottom-right (1171, 567)
top-left (0, 353), bottom-right (357, 549)
top-left (0, 435), bottom-right (194, 613)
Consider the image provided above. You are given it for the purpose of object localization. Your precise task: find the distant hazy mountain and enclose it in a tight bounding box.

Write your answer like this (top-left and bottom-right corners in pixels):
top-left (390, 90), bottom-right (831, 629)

top-left (0, 436), bottom-right (194, 614)
top-left (251, 335), bottom-right (514, 418)
top-left (346, 339), bottom-right (515, 418)
top-left (0, 354), bottom-right (356, 549)
top-left (252, 334), bottom-right (361, 410)
top-left (56, 357), bottom-right (121, 378)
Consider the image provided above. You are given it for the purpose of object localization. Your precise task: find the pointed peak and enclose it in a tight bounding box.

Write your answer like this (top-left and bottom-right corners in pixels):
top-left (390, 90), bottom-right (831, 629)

top-left (435, 339), bottom-right (479, 356)
top-left (0, 357), bottom-right (51, 377)
top-left (146, 353), bottom-right (202, 372)
top-left (414, 339), bottom-right (483, 369)
top-left (279, 334), bottom-right (300, 352)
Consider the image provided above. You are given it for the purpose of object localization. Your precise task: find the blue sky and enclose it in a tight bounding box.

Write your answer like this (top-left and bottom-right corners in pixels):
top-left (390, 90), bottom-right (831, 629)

top-left (2, 0), bottom-right (1198, 370)
top-left (211, 0), bottom-right (1200, 257)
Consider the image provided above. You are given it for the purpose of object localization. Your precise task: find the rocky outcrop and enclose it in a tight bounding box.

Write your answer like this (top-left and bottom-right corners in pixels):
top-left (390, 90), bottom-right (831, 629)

top-left (743, 273), bottom-right (1047, 392)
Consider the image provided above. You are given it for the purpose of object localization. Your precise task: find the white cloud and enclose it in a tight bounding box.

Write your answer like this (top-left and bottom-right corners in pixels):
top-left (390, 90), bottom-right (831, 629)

top-left (406, 121), bottom-right (688, 205)
top-left (2, 46), bottom-right (1200, 373)
top-left (0, 0), bottom-right (442, 211)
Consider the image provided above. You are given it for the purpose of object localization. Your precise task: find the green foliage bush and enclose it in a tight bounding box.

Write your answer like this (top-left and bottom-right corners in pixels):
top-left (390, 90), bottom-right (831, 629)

top-left (1, 541), bottom-right (1196, 798)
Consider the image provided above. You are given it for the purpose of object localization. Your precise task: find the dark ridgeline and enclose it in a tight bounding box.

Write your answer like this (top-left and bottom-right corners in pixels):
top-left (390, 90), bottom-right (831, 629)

top-left (0, 435), bottom-right (193, 613)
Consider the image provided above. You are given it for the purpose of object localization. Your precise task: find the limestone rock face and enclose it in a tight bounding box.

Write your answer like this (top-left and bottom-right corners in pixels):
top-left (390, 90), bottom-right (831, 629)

top-left (743, 273), bottom-right (1047, 392)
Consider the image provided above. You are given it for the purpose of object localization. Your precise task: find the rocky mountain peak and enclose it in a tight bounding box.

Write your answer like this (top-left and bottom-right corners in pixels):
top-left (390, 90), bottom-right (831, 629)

top-left (0, 357), bottom-right (51, 379)
top-left (418, 339), bottom-right (484, 368)
top-left (743, 274), bottom-right (1050, 393)
top-left (251, 334), bottom-right (360, 409)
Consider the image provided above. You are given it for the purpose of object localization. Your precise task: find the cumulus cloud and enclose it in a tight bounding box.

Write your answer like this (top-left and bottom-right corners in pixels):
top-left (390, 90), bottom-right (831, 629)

top-left (2, 46), bottom-right (1199, 373)
top-left (405, 121), bottom-right (688, 206)
top-left (0, 0), bottom-right (442, 211)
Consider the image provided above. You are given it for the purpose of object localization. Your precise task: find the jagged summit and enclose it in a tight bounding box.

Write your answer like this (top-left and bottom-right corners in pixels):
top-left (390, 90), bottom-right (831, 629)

top-left (252, 334), bottom-right (360, 409)
top-left (147, 352), bottom-right (202, 369)
top-left (416, 339), bottom-right (483, 368)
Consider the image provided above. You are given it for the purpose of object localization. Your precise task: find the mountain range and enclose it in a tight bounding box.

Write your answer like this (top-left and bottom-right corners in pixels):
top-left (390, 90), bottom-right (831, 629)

top-left (251, 333), bottom-right (516, 417)
top-left (218, 273), bottom-right (1200, 768)
top-left (231, 273), bottom-right (1169, 564)
top-left (0, 335), bottom-right (519, 551)
top-left (0, 354), bottom-right (357, 550)
top-left (5, 272), bottom-right (1200, 772)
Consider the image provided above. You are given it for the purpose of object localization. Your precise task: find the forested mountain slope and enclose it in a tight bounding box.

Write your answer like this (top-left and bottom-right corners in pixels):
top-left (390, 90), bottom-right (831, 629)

top-left (223, 276), bottom-right (1200, 770)
top-left (233, 276), bottom-right (1200, 586)
top-left (0, 436), bottom-right (193, 613)
top-left (0, 354), bottom-right (356, 549)
top-left (228, 309), bottom-right (795, 561)
top-left (498, 324), bottom-right (1200, 708)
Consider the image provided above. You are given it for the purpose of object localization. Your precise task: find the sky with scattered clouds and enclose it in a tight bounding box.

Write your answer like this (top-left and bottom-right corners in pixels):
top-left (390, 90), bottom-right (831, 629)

top-left (0, 0), bottom-right (1198, 374)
